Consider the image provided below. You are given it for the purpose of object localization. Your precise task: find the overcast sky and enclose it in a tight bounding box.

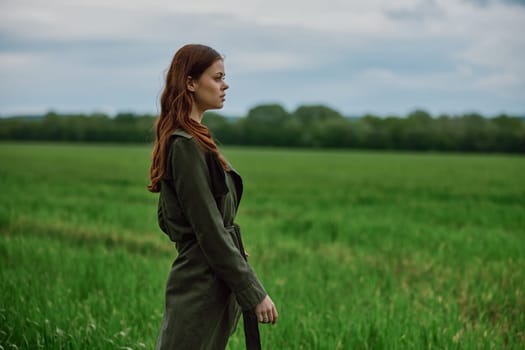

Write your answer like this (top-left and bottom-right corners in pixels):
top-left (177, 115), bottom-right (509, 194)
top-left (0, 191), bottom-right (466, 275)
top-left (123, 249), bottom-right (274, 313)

top-left (1, 0), bottom-right (524, 117)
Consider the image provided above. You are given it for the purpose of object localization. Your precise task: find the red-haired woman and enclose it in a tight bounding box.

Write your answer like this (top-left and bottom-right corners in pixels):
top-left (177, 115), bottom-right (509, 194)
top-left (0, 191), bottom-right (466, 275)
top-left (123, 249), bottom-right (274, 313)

top-left (149, 44), bottom-right (278, 350)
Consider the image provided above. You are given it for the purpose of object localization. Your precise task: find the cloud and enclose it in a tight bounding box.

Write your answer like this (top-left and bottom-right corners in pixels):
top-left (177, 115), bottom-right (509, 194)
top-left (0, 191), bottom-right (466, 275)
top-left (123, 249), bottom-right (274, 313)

top-left (0, 0), bottom-right (524, 116)
top-left (385, 0), bottom-right (446, 21)
top-left (466, 0), bottom-right (525, 7)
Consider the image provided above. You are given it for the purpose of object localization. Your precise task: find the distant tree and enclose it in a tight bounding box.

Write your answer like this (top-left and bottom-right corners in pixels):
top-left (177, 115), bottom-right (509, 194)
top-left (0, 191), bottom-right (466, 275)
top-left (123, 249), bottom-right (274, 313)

top-left (458, 113), bottom-right (489, 151)
top-left (292, 105), bottom-right (343, 125)
top-left (241, 104), bottom-right (291, 146)
top-left (382, 116), bottom-right (404, 150)
top-left (204, 112), bottom-right (236, 145)
top-left (115, 112), bottom-right (136, 123)
top-left (1, 106), bottom-right (524, 153)
top-left (434, 114), bottom-right (457, 151)
top-left (311, 118), bottom-right (356, 148)
top-left (357, 114), bottom-right (391, 149)
top-left (490, 114), bottom-right (525, 152)
top-left (247, 104), bottom-right (290, 125)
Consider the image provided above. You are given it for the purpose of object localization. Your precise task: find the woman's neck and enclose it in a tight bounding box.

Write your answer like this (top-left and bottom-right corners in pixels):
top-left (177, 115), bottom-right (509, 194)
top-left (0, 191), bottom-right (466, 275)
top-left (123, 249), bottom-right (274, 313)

top-left (189, 104), bottom-right (204, 123)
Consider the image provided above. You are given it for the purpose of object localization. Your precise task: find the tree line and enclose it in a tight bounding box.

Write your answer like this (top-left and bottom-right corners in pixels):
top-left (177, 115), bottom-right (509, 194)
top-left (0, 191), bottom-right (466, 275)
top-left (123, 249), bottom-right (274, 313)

top-left (1, 104), bottom-right (524, 153)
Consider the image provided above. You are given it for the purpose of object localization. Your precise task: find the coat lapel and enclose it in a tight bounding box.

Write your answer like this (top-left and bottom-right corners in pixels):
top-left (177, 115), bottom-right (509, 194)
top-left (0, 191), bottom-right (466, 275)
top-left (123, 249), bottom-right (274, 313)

top-left (228, 167), bottom-right (243, 207)
top-left (172, 128), bottom-right (244, 207)
top-left (211, 154), bottom-right (244, 208)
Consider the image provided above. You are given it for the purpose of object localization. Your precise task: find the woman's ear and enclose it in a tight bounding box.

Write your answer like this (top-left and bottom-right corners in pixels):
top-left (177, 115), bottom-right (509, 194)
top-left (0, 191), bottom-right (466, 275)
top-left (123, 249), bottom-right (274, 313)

top-left (186, 76), bottom-right (197, 92)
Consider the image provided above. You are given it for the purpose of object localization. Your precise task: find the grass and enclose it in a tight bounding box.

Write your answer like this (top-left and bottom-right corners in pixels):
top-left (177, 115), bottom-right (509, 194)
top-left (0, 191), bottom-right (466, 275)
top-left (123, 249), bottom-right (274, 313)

top-left (1, 142), bottom-right (524, 349)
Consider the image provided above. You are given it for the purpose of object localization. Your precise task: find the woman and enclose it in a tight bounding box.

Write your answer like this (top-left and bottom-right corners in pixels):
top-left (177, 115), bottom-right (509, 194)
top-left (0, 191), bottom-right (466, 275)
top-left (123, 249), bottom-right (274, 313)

top-left (148, 44), bottom-right (278, 350)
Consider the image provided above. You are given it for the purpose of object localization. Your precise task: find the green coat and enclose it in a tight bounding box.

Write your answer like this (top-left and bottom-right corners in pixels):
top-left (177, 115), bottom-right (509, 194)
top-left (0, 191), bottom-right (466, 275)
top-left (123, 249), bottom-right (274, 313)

top-left (155, 129), bottom-right (267, 350)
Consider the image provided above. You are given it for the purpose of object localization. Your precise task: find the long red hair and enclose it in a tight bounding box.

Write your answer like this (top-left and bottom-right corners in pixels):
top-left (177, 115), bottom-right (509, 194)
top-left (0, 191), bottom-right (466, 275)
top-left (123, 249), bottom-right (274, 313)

top-left (148, 44), bottom-right (229, 193)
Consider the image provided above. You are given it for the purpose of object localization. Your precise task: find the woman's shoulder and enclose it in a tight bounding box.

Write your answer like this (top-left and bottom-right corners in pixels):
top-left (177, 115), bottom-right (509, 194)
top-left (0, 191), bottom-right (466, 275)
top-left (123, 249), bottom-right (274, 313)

top-left (169, 129), bottom-right (205, 161)
top-left (170, 129), bottom-right (197, 151)
top-left (172, 128), bottom-right (192, 139)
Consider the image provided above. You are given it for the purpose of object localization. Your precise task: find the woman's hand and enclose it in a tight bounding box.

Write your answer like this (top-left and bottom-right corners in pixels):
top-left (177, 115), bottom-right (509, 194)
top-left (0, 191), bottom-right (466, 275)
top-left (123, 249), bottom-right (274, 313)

top-left (255, 295), bottom-right (278, 324)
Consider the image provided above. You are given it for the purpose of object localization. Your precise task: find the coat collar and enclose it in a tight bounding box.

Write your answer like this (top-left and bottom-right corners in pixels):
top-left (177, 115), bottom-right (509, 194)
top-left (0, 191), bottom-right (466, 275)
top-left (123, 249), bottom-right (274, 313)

top-left (172, 127), bottom-right (243, 201)
top-left (224, 160), bottom-right (241, 178)
top-left (172, 128), bottom-right (192, 139)
top-left (172, 129), bottom-right (239, 174)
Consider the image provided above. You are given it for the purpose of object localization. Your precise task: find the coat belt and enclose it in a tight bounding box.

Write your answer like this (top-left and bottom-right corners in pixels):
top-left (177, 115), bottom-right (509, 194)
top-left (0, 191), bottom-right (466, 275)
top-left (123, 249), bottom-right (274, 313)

top-left (175, 224), bottom-right (262, 349)
top-left (226, 224), bottom-right (262, 350)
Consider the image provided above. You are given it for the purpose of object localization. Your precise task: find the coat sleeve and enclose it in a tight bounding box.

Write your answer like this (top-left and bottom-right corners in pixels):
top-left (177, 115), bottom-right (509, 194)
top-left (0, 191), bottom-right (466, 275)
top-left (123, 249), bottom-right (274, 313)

top-left (170, 137), bottom-right (267, 311)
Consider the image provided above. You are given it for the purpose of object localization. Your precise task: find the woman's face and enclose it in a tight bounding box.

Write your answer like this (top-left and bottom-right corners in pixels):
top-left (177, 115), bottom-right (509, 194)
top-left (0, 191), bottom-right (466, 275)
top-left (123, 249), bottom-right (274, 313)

top-left (189, 59), bottom-right (229, 112)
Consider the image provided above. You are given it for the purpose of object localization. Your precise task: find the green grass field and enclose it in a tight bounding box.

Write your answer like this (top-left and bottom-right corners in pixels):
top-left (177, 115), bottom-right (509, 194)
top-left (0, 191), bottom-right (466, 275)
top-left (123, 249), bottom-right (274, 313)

top-left (1, 142), bottom-right (524, 349)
